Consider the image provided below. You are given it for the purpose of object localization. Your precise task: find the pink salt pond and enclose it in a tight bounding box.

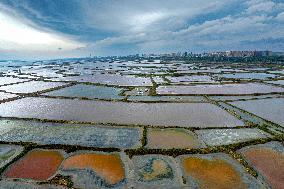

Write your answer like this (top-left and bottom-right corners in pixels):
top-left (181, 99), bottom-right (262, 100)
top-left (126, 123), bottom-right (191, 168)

top-left (4, 149), bottom-right (64, 181)
top-left (240, 143), bottom-right (284, 189)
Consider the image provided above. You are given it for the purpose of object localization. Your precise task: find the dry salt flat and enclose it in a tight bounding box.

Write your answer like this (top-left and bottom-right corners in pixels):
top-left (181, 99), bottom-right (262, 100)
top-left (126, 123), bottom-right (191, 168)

top-left (0, 59), bottom-right (283, 189)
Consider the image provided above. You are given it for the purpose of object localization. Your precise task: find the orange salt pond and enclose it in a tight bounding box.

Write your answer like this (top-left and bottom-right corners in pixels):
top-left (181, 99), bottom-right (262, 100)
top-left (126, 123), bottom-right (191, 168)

top-left (4, 150), bottom-right (63, 181)
top-left (241, 148), bottom-right (284, 189)
top-left (62, 153), bottom-right (125, 185)
top-left (146, 128), bottom-right (204, 149)
top-left (182, 156), bottom-right (247, 189)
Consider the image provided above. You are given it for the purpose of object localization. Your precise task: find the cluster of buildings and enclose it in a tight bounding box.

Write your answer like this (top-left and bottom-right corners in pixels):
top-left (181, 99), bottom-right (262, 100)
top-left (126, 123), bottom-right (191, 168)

top-left (138, 50), bottom-right (279, 58)
top-left (93, 50), bottom-right (283, 59)
top-left (205, 50), bottom-right (273, 57)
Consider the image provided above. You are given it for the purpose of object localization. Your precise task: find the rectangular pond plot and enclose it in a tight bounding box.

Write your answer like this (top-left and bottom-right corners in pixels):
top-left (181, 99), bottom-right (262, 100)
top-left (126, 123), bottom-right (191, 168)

top-left (0, 92), bottom-right (18, 101)
top-left (0, 81), bottom-right (68, 94)
top-left (43, 84), bottom-right (125, 100)
top-left (0, 119), bottom-right (142, 149)
top-left (265, 80), bottom-right (284, 86)
top-left (269, 70), bottom-right (284, 75)
top-left (127, 95), bottom-right (207, 102)
top-left (166, 75), bottom-right (216, 83)
top-left (152, 76), bottom-right (166, 84)
top-left (0, 97), bottom-right (244, 128)
top-left (229, 98), bottom-right (284, 126)
top-left (0, 76), bottom-right (30, 86)
top-left (157, 83), bottom-right (284, 95)
top-left (195, 128), bottom-right (270, 146)
top-left (52, 74), bottom-right (152, 86)
top-left (217, 73), bottom-right (278, 80)
top-left (208, 94), bottom-right (281, 102)
top-left (124, 87), bottom-right (150, 96)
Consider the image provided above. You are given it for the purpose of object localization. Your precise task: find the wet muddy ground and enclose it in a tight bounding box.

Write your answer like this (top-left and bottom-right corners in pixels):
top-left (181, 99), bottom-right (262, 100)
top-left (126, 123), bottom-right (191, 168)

top-left (0, 58), bottom-right (283, 188)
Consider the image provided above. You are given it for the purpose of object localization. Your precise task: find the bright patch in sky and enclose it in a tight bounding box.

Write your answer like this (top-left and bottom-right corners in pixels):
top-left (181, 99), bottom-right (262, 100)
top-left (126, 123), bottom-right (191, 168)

top-left (0, 12), bottom-right (83, 51)
top-left (0, 0), bottom-right (283, 59)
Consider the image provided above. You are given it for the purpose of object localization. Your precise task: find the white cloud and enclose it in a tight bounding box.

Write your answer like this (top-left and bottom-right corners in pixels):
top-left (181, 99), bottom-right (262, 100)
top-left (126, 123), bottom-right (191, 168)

top-left (81, 0), bottom-right (231, 34)
top-left (0, 0), bottom-right (283, 58)
top-left (246, 0), bottom-right (276, 14)
top-left (0, 11), bottom-right (84, 53)
top-left (275, 12), bottom-right (284, 22)
top-left (89, 8), bottom-right (284, 54)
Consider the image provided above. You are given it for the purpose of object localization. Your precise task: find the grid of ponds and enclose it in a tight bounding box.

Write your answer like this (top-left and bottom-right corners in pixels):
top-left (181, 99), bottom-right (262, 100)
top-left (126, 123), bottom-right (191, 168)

top-left (0, 58), bottom-right (283, 188)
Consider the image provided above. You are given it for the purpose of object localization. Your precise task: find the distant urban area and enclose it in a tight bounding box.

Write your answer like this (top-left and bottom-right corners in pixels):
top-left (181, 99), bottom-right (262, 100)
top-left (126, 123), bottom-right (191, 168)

top-left (107, 50), bottom-right (284, 58)
top-left (90, 50), bottom-right (284, 63)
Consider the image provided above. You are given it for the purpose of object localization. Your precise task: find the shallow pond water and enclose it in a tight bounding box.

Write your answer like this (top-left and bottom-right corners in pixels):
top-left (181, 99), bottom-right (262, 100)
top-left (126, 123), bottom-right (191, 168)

top-left (4, 149), bottom-right (63, 181)
top-left (230, 98), bottom-right (284, 126)
top-left (0, 97), bottom-right (244, 127)
top-left (0, 81), bottom-right (68, 94)
top-left (166, 75), bottom-right (215, 83)
top-left (0, 119), bottom-right (141, 148)
top-left (0, 77), bottom-right (30, 86)
top-left (147, 128), bottom-right (205, 149)
top-left (62, 153), bottom-right (125, 185)
top-left (266, 80), bottom-right (284, 86)
top-left (157, 83), bottom-right (284, 95)
top-left (208, 94), bottom-right (280, 102)
top-left (218, 73), bottom-right (278, 80)
top-left (127, 95), bottom-right (207, 102)
top-left (0, 92), bottom-right (18, 101)
top-left (44, 84), bottom-right (125, 100)
top-left (182, 155), bottom-right (247, 189)
top-left (51, 74), bottom-right (152, 86)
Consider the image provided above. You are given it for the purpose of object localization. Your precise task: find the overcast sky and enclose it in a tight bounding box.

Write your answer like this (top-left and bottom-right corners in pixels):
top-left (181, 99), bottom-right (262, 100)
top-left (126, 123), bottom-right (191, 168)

top-left (0, 0), bottom-right (283, 59)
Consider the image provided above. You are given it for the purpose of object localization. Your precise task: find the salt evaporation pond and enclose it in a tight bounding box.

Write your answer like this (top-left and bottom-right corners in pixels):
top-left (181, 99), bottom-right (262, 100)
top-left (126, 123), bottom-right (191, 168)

top-left (0, 97), bottom-right (244, 127)
top-left (166, 75), bottom-right (216, 83)
top-left (208, 94), bottom-right (281, 102)
top-left (157, 83), bottom-right (284, 95)
top-left (266, 80), bottom-right (284, 86)
top-left (230, 98), bottom-right (284, 126)
top-left (0, 77), bottom-right (30, 86)
top-left (218, 73), bottom-right (278, 80)
top-left (0, 119), bottom-right (141, 149)
top-left (127, 95), bottom-right (207, 102)
top-left (50, 74), bottom-right (152, 86)
top-left (44, 84), bottom-right (125, 100)
top-left (0, 81), bottom-right (68, 94)
top-left (0, 92), bottom-right (17, 101)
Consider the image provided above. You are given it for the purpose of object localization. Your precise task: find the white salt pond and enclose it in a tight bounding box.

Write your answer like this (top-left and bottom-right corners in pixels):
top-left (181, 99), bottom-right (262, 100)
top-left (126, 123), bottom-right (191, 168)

top-left (0, 77), bottom-right (30, 86)
top-left (0, 81), bottom-right (68, 94)
top-left (0, 92), bottom-right (18, 101)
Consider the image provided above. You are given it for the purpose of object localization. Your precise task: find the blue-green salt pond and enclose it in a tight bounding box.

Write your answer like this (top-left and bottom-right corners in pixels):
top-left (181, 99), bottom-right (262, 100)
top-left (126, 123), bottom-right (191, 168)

top-left (0, 119), bottom-right (142, 149)
top-left (43, 84), bottom-right (125, 100)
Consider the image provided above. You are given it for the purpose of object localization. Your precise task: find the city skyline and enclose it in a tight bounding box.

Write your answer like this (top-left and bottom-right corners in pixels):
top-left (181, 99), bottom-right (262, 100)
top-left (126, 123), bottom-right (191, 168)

top-left (0, 0), bottom-right (284, 60)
